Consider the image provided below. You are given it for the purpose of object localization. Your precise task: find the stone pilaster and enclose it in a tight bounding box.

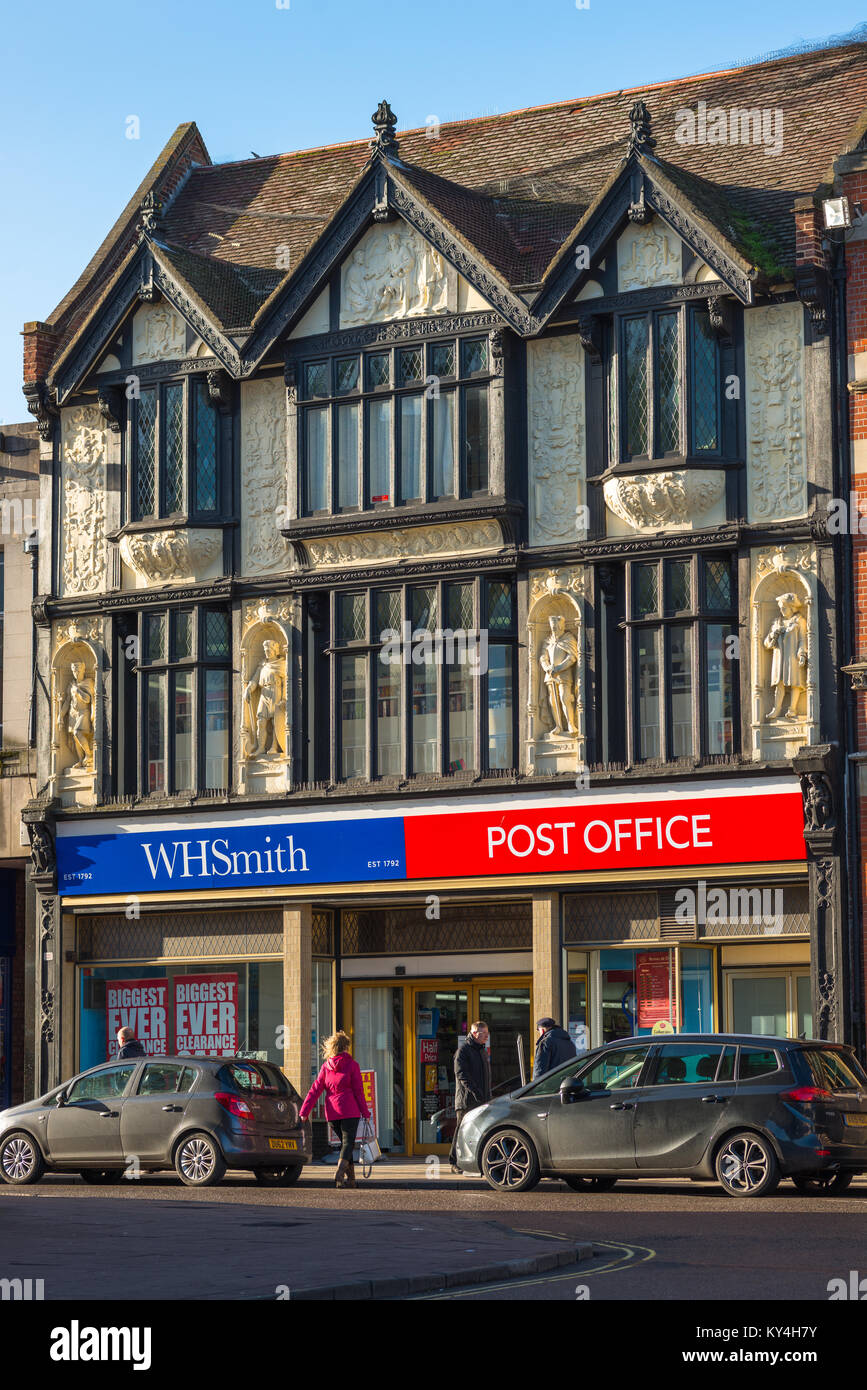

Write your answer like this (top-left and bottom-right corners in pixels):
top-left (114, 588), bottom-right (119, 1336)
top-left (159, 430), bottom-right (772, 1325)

top-left (282, 903), bottom-right (312, 1094)
top-left (793, 744), bottom-right (850, 1042)
top-left (532, 892), bottom-right (562, 1027)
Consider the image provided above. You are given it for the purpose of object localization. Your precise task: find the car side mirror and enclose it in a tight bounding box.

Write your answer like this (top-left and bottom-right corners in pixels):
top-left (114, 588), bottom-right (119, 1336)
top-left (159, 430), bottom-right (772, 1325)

top-left (559, 1077), bottom-right (588, 1104)
top-left (55, 1090), bottom-right (67, 1108)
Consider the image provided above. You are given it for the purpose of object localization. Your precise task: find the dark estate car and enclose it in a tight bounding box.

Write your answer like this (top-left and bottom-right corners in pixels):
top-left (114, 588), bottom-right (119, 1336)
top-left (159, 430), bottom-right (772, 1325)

top-left (454, 1034), bottom-right (867, 1197)
top-left (0, 1056), bottom-right (310, 1188)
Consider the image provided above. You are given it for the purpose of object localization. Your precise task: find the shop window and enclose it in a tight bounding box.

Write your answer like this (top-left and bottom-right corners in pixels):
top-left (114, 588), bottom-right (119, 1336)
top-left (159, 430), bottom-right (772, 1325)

top-left (137, 606), bottom-right (231, 795)
top-left (326, 579), bottom-right (517, 781)
top-left (297, 335), bottom-right (491, 516)
top-left (132, 377), bottom-right (221, 520)
top-left (611, 553), bottom-right (737, 762)
top-left (350, 986), bottom-right (404, 1151)
top-left (725, 969), bottom-right (808, 1038)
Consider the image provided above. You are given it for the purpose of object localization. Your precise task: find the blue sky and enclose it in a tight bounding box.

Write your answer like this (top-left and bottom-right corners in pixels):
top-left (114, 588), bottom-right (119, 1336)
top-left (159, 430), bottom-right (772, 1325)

top-left (1, 0), bottom-right (865, 424)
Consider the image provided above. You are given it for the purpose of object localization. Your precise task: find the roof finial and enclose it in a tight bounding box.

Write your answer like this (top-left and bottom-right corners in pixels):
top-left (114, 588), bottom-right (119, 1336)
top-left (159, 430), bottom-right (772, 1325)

top-left (137, 191), bottom-right (162, 243)
top-left (371, 100), bottom-right (398, 157)
top-left (627, 100), bottom-right (656, 157)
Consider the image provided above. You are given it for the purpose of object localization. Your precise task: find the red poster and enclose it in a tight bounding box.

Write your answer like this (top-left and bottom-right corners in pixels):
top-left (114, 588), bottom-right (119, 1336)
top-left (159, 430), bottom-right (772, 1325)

top-left (636, 951), bottom-right (675, 1028)
top-left (419, 1039), bottom-right (438, 1064)
top-left (106, 980), bottom-right (168, 1060)
top-left (360, 1069), bottom-right (378, 1137)
top-left (174, 974), bottom-right (238, 1056)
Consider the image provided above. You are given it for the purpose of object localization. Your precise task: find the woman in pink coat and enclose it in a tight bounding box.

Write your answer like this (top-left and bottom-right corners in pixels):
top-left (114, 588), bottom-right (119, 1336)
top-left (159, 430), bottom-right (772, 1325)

top-left (300, 1030), bottom-right (371, 1188)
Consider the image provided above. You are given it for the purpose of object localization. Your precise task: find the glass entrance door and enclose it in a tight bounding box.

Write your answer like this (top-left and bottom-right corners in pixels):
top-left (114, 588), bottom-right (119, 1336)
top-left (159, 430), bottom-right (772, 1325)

top-left (475, 984), bottom-right (532, 1096)
top-left (413, 988), bottom-right (467, 1151)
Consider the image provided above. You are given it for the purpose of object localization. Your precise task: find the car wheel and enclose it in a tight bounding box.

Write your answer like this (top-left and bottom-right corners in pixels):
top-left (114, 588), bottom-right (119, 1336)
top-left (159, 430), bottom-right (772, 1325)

top-left (715, 1131), bottom-right (780, 1197)
top-left (174, 1133), bottom-right (227, 1187)
top-left (791, 1170), bottom-right (854, 1196)
top-left (562, 1175), bottom-right (618, 1193)
top-left (253, 1165), bottom-right (303, 1187)
top-left (480, 1129), bottom-right (540, 1193)
top-left (0, 1132), bottom-right (45, 1185)
top-left (79, 1169), bottom-right (124, 1184)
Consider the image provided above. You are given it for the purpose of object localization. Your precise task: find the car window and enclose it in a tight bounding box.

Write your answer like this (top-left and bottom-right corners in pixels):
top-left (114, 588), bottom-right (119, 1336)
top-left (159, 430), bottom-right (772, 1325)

top-left (579, 1047), bottom-right (648, 1091)
top-left (178, 1067), bottom-right (198, 1094)
top-left (137, 1063), bottom-right (194, 1096)
top-left (802, 1049), bottom-right (867, 1092)
top-left (522, 1057), bottom-right (590, 1097)
top-left (218, 1062), bottom-right (289, 1095)
top-left (648, 1044), bottom-right (726, 1086)
top-left (737, 1047), bottom-right (780, 1080)
top-left (717, 1047), bottom-right (736, 1082)
top-left (67, 1064), bottom-right (137, 1103)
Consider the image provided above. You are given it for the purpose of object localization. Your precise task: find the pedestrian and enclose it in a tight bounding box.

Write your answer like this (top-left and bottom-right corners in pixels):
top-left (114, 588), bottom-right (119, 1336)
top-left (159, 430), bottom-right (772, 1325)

top-left (449, 1020), bottom-right (491, 1173)
top-left (299, 1030), bottom-right (371, 1189)
top-left (533, 1017), bottom-right (577, 1079)
top-left (116, 1026), bottom-right (145, 1060)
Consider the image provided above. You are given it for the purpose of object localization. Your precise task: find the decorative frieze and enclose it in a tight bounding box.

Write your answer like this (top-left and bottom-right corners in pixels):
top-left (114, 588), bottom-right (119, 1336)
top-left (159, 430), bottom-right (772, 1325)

top-left (340, 221), bottom-right (450, 328)
top-left (750, 543), bottom-right (818, 761)
top-left (617, 221), bottom-right (682, 292)
top-left (241, 377), bottom-right (293, 577)
top-left (119, 528), bottom-right (223, 587)
top-left (60, 405), bottom-right (108, 597)
top-left (527, 334), bottom-right (586, 548)
top-left (603, 469), bottom-right (725, 534)
top-left (744, 302), bottom-right (807, 522)
top-left (131, 301), bottom-right (187, 364)
top-left (304, 518), bottom-right (503, 569)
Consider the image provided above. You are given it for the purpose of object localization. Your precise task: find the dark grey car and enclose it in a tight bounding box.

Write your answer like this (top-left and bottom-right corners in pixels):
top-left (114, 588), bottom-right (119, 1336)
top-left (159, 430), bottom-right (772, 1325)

top-left (454, 1034), bottom-right (867, 1197)
top-left (0, 1056), bottom-right (311, 1188)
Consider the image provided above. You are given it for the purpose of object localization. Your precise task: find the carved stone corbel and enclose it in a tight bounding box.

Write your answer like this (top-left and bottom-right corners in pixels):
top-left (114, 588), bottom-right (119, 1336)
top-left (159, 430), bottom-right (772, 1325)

top-left (97, 385), bottom-right (124, 433)
top-left (707, 295), bottom-right (733, 340)
top-left (207, 368), bottom-right (235, 414)
top-left (490, 328), bottom-right (506, 375)
top-left (576, 313), bottom-right (602, 362)
top-left (284, 358), bottom-right (298, 404)
top-left (23, 380), bottom-right (58, 442)
top-left (794, 262), bottom-right (829, 336)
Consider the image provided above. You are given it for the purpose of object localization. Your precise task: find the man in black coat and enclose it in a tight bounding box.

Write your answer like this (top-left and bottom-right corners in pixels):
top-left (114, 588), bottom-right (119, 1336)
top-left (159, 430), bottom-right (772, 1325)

top-left (533, 1017), bottom-right (577, 1079)
top-left (116, 1027), bottom-right (145, 1060)
top-left (449, 1021), bottom-right (491, 1172)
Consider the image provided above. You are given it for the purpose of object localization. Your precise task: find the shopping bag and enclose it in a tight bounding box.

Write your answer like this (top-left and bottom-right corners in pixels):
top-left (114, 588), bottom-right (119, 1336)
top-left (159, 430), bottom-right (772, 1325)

top-left (354, 1118), bottom-right (380, 1177)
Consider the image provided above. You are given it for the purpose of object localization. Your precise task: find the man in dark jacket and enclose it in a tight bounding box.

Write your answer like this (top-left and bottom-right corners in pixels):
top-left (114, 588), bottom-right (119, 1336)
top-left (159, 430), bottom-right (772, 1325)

top-left (449, 1021), bottom-right (491, 1172)
top-left (116, 1027), bottom-right (145, 1060)
top-left (533, 1018), bottom-right (577, 1079)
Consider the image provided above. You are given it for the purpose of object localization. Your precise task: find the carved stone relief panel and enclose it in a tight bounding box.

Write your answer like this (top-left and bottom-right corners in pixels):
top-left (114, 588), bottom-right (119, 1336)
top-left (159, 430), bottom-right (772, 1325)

top-left (617, 221), bottom-right (682, 292)
top-left (241, 377), bottom-right (293, 577)
top-left (744, 302), bottom-right (807, 522)
top-left (305, 518), bottom-right (504, 570)
top-left (527, 334), bottom-right (586, 548)
top-left (603, 469), bottom-right (726, 535)
top-left (60, 405), bottom-right (108, 597)
top-left (119, 529), bottom-right (223, 588)
top-left (526, 567), bottom-right (587, 775)
top-left (750, 543), bottom-right (818, 761)
top-left (51, 618), bottom-right (103, 807)
top-left (239, 598), bottom-right (297, 795)
top-left (339, 221), bottom-right (451, 328)
top-left (131, 302), bottom-right (188, 364)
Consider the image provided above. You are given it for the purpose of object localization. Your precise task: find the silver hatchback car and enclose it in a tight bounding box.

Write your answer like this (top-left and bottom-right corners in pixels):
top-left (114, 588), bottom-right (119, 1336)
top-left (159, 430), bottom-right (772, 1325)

top-left (0, 1055), bottom-right (310, 1188)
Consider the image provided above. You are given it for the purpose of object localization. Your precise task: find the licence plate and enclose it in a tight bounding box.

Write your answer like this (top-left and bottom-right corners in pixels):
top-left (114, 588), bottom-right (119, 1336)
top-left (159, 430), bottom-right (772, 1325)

top-left (268, 1138), bottom-right (298, 1150)
top-left (844, 1114), bottom-right (867, 1127)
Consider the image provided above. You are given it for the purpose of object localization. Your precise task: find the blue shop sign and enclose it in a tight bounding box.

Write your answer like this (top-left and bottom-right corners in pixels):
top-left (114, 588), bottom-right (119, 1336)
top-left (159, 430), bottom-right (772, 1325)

top-left (57, 815), bottom-right (407, 896)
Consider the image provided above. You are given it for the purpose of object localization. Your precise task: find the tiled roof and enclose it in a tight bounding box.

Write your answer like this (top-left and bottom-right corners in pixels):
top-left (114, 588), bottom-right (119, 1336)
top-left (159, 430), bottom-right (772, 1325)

top-left (35, 38), bottom-right (867, 375)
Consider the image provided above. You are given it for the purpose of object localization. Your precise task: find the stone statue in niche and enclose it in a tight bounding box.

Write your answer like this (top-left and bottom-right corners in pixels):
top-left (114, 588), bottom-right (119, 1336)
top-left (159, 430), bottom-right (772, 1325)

top-left (763, 593), bottom-right (808, 721)
top-left (803, 773), bottom-right (833, 832)
top-left (243, 639), bottom-right (286, 757)
top-left (29, 822), bottom-right (55, 876)
top-left (539, 615), bottom-right (580, 736)
top-left (58, 661), bottom-right (94, 768)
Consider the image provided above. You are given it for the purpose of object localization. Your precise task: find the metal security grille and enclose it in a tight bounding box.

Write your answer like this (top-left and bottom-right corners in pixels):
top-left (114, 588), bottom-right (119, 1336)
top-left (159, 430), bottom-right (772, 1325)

top-left (700, 883), bottom-right (809, 938)
top-left (78, 909), bottom-right (283, 962)
top-left (312, 910), bottom-right (334, 956)
top-left (563, 892), bottom-right (659, 944)
top-left (341, 900), bottom-right (531, 954)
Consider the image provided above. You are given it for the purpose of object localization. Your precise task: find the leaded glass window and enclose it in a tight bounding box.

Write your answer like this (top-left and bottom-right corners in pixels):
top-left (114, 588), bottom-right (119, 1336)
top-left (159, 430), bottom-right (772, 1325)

top-left (296, 335), bottom-right (490, 514)
top-left (138, 607), bottom-right (231, 795)
top-left (132, 378), bottom-right (221, 521)
top-left (656, 313), bottom-right (680, 454)
top-left (326, 580), bottom-right (517, 782)
top-left (623, 317), bottom-right (649, 457)
top-left (616, 554), bottom-right (737, 763)
top-left (692, 311), bottom-right (719, 453)
top-left (613, 306), bottom-right (722, 465)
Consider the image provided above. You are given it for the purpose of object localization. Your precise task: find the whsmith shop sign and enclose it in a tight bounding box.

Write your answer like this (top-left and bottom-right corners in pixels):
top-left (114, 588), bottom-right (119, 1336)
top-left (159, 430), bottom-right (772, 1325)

top-left (56, 779), bottom-right (807, 899)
